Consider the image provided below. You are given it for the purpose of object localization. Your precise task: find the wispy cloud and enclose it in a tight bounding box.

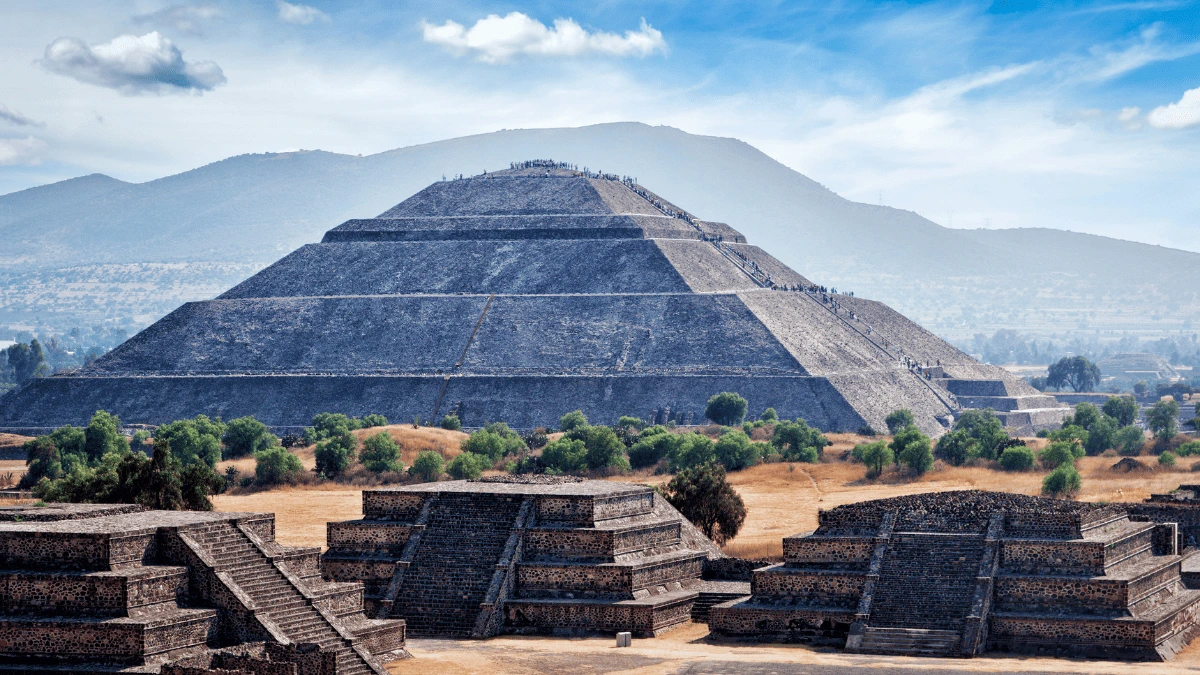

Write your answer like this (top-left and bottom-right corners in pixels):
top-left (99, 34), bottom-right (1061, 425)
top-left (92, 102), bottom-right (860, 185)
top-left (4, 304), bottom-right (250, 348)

top-left (133, 4), bottom-right (222, 36)
top-left (1148, 86), bottom-right (1200, 129)
top-left (1082, 24), bottom-right (1200, 81)
top-left (0, 137), bottom-right (47, 166)
top-left (422, 13), bottom-right (666, 63)
top-left (39, 32), bottom-right (226, 95)
top-left (0, 104), bottom-right (43, 127)
top-left (277, 1), bottom-right (330, 26)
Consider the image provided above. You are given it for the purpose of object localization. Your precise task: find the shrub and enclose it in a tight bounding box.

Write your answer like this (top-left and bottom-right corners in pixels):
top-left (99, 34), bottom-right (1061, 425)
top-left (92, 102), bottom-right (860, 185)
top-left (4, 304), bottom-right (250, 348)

top-left (314, 432), bottom-right (357, 479)
top-left (705, 392), bottom-right (748, 426)
top-left (856, 441), bottom-right (893, 478)
top-left (567, 425), bottom-right (628, 471)
top-left (661, 463), bottom-right (746, 545)
top-left (305, 413), bottom-right (360, 444)
top-left (885, 409), bottom-right (915, 435)
top-left (279, 434), bottom-right (302, 448)
top-left (360, 431), bottom-right (403, 473)
top-left (462, 425), bottom-right (525, 463)
top-left (998, 445), bottom-right (1036, 471)
top-left (1042, 463), bottom-right (1082, 497)
top-left (360, 414), bottom-right (388, 428)
top-left (770, 418), bottom-right (828, 463)
top-left (667, 433), bottom-right (717, 472)
top-left (541, 438), bottom-right (588, 474)
top-left (934, 430), bottom-right (977, 467)
top-left (439, 414), bottom-right (462, 431)
top-left (857, 425), bottom-right (878, 437)
top-left (155, 415), bottom-right (224, 467)
top-left (1083, 415), bottom-right (1118, 456)
top-left (1038, 440), bottom-right (1082, 470)
top-left (409, 451), bottom-right (445, 482)
top-left (525, 428), bottom-right (549, 450)
top-left (131, 429), bottom-right (151, 452)
top-left (1159, 451), bottom-right (1177, 468)
top-left (760, 408), bottom-right (778, 423)
top-left (254, 446), bottom-right (304, 486)
top-left (1176, 441), bottom-right (1200, 457)
top-left (21, 436), bottom-right (62, 488)
top-left (1103, 395), bottom-right (1139, 427)
top-left (1047, 425), bottom-right (1089, 447)
top-left (559, 410), bottom-right (589, 432)
top-left (221, 416), bottom-right (275, 459)
top-left (616, 415), bottom-right (647, 431)
top-left (447, 452), bottom-right (489, 480)
top-left (1064, 403), bottom-right (1101, 432)
top-left (714, 430), bottom-right (761, 471)
top-left (891, 425), bottom-right (933, 475)
top-left (1115, 425), bottom-right (1146, 456)
top-left (628, 430), bottom-right (682, 469)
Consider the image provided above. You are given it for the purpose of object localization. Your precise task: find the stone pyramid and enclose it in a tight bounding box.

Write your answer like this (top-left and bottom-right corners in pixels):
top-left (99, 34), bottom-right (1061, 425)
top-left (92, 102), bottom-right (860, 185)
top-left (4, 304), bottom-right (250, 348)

top-left (0, 162), bottom-right (1065, 434)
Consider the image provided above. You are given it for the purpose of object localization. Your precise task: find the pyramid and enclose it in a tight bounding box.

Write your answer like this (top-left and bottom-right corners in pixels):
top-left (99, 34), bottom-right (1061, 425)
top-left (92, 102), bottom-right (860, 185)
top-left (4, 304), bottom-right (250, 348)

top-left (0, 162), bottom-right (1067, 434)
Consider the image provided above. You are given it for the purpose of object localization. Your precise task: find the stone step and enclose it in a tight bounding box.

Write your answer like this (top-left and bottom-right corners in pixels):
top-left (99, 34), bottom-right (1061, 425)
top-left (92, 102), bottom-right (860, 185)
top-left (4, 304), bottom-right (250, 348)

top-left (858, 627), bottom-right (962, 656)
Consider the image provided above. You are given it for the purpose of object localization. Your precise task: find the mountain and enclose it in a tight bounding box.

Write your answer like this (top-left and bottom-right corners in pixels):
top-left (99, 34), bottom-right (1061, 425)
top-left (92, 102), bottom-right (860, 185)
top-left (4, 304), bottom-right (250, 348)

top-left (2, 122), bottom-right (1197, 342)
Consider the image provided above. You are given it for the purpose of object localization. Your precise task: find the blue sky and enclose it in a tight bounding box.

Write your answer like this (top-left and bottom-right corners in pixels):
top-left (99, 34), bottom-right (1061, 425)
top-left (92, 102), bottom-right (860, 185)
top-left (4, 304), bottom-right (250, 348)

top-left (2, 1), bottom-right (1199, 250)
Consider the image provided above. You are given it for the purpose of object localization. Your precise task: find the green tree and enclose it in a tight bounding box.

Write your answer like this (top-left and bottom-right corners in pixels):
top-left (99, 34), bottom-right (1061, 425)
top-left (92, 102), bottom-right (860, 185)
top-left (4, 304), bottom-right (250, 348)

top-left (254, 446), bottom-right (304, 486)
top-left (180, 462), bottom-right (225, 510)
top-left (360, 414), bottom-right (388, 428)
top-left (439, 414), bottom-right (462, 431)
top-left (891, 425), bottom-right (934, 475)
top-left (668, 433), bottom-right (717, 472)
top-left (1176, 441), bottom-right (1200, 457)
top-left (541, 438), bottom-right (589, 474)
top-left (1133, 381), bottom-right (1149, 396)
top-left (885, 409), bottom-right (915, 435)
top-left (21, 436), bottom-right (62, 488)
top-left (1159, 451), bottom-right (1177, 468)
top-left (567, 425), bottom-right (628, 471)
top-left (1103, 395), bottom-right (1139, 427)
top-left (1147, 399), bottom-right (1180, 441)
top-left (447, 452), bottom-right (489, 480)
top-left (314, 432), bottom-right (358, 478)
top-left (998, 445), bottom-right (1036, 471)
top-left (705, 392), bottom-right (748, 426)
top-left (84, 410), bottom-right (129, 463)
top-left (1114, 425), bottom-right (1146, 457)
top-left (221, 416), bottom-right (276, 459)
top-left (952, 409), bottom-right (1008, 460)
top-left (628, 428), bottom-right (681, 469)
top-left (714, 430), bottom-right (761, 471)
top-left (1065, 403), bottom-right (1101, 431)
top-left (462, 424), bottom-right (525, 463)
top-left (616, 415), bottom-right (647, 431)
top-left (140, 439), bottom-right (185, 510)
top-left (559, 410), bottom-right (589, 432)
top-left (1042, 463), bottom-right (1082, 497)
top-left (360, 431), bottom-right (403, 473)
top-left (155, 416), bottom-right (224, 467)
top-left (770, 418), bottom-right (828, 463)
top-left (1047, 356), bottom-right (1101, 392)
top-left (856, 441), bottom-right (894, 478)
top-left (934, 430), bottom-right (978, 466)
top-left (305, 413), bottom-right (361, 444)
top-left (1083, 415), bottom-right (1118, 456)
top-left (760, 408), bottom-right (778, 423)
top-left (661, 463), bottom-right (746, 545)
top-left (3, 339), bottom-right (49, 383)
top-left (409, 451), bottom-right (445, 482)
top-left (1038, 440), bottom-right (1083, 470)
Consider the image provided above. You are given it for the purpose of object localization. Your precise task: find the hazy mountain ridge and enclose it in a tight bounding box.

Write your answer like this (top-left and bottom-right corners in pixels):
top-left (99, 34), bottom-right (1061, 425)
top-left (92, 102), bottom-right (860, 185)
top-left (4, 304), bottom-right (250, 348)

top-left (1, 122), bottom-right (1197, 342)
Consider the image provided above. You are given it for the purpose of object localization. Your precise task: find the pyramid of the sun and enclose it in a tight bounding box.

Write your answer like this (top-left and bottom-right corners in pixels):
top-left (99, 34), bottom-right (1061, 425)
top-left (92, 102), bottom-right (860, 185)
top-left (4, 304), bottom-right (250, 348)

top-left (0, 162), bottom-right (1066, 434)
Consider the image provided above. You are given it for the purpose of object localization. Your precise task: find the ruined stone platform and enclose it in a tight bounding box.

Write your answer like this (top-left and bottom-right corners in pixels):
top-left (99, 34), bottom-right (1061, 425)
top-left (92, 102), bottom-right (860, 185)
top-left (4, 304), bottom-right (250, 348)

top-left (0, 503), bottom-right (404, 674)
top-left (322, 476), bottom-right (721, 638)
top-left (708, 490), bottom-right (1200, 661)
top-left (0, 163), bottom-right (1067, 436)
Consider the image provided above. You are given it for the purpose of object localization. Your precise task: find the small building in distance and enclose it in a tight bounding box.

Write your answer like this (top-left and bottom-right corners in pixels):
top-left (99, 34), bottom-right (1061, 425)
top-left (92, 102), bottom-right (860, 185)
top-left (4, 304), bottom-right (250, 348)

top-left (321, 476), bottom-right (723, 638)
top-left (708, 490), bottom-right (1200, 661)
top-left (1098, 352), bottom-right (1181, 384)
top-left (0, 502), bottom-right (404, 674)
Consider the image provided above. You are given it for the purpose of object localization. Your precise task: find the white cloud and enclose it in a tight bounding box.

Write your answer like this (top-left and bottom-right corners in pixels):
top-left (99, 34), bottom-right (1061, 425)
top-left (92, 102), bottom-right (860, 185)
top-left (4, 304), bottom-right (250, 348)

top-left (133, 4), bottom-right (222, 36)
top-left (0, 104), bottom-right (42, 127)
top-left (1147, 86), bottom-right (1200, 129)
top-left (277, 2), bottom-right (330, 26)
top-left (0, 136), bottom-right (47, 165)
top-left (1117, 106), bottom-right (1142, 130)
top-left (422, 13), bottom-right (666, 63)
top-left (1083, 24), bottom-right (1200, 81)
top-left (40, 32), bottom-right (226, 95)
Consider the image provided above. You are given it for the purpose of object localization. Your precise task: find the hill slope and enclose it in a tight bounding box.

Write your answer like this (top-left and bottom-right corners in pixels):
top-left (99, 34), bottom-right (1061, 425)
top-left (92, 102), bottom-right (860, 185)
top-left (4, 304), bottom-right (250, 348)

top-left (2, 122), bottom-right (1197, 341)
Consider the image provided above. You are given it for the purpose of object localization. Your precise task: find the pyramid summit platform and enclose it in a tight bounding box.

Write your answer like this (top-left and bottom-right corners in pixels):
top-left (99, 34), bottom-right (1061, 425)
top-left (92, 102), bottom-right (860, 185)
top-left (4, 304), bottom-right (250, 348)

top-left (0, 161), bottom-right (1066, 434)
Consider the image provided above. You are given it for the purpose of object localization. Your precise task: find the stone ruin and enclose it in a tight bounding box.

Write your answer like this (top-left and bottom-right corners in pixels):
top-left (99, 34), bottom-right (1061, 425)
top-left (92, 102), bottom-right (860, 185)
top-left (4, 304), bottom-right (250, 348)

top-left (708, 490), bottom-right (1200, 660)
top-left (0, 163), bottom-right (1067, 437)
top-left (321, 476), bottom-right (724, 638)
top-left (0, 503), bottom-right (404, 674)
top-left (1131, 485), bottom-right (1200, 552)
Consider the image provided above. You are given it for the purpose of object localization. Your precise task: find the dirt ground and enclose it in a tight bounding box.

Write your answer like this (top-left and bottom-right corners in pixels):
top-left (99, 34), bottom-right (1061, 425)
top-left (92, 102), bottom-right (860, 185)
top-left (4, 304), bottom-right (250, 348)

top-left (391, 622), bottom-right (1200, 675)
